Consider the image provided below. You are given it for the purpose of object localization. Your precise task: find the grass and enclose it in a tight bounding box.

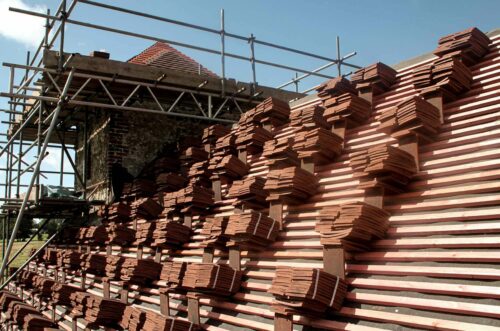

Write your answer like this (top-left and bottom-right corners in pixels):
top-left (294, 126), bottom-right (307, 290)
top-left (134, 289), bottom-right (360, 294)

top-left (0, 239), bottom-right (46, 269)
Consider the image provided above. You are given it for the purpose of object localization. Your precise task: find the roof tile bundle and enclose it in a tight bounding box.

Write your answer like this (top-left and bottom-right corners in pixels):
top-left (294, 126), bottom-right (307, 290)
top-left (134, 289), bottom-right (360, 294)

top-left (180, 146), bottom-right (209, 174)
top-left (212, 133), bottom-right (237, 157)
top-left (227, 176), bottom-right (268, 209)
top-left (83, 294), bottom-right (126, 327)
top-left (433, 27), bottom-right (490, 65)
top-left (202, 124), bottom-right (231, 145)
top-left (119, 258), bottom-right (162, 284)
top-left (264, 166), bottom-right (318, 204)
top-left (316, 77), bottom-right (358, 99)
top-left (351, 145), bottom-right (417, 193)
top-left (104, 255), bottom-right (125, 279)
top-left (322, 93), bottom-right (372, 127)
top-left (187, 160), bottom-right (212, 187)
top-left (120, 306), bottom-right (146, 331)
top-left (57, 250), bottom-right (82, 269)
top-left (0, 290), bottom-right (20, 310)
top-left (122, 178), bottom-right (157, 199)
top-left (226, 210), bottom-right (279, 249)
top-left (253, 96), bottom-right (291, 128)
top-left (269, 267), bottom-right (347, 312)
top-left (152, 219), bottom-right (191, 248)
top-left (10, 302), bottom-right (40, 325)
top-left (76, 225), bottom-right (107, 245)
top-left (315, 202), bottom-right (390, 251)
top-left (69, 291), bottom-right (90, 317)
top-left (200, 216), bottom-right (228, 248)
top-left (100, 202), bottom-right (131, 223)
top-left (18, 270), bottom-right (36, 288)
top-left (293, 127), bottom-right (343, 165)
top-left (163, 185), bottom-right (214, 214)
top-left (32, 276), bottom-right (56, 297)
top-left (262, 137), bottom-right (300, 168)
top-left (289, 106), bottom-right (330, 129)
top-left (183, 263), bottom-right (242, 296)
top-left (23, 314), bottom-right (57, 330)
top-left (130, 197), bottom-right (163, 220)
top-left (40, 248), bottom-right (57, 265)
top-left (104, 223), bottom-right (136, 245)
top-left (135, 221), bottom-right (156, 246)
top-left (155, 172), bottom-right (186, 193)
top-left (208, 154), bottom-right (249, 180)
top-left (234, 124), bottom-right (274, 154)
top-left (82, 253), bottom-right (107, 275)
top-left (351, 62), bottom-right (397, 94)
top-left (142, 309), bottom-right (199, 331)
top-left (150, 156), bottom-right (179, 176)
top-left (379, 96), bottom-right (441, 139)
top-left (160, 261), bottom-right (188, 288)
top-left (52, 283), bottom-right (82, 306)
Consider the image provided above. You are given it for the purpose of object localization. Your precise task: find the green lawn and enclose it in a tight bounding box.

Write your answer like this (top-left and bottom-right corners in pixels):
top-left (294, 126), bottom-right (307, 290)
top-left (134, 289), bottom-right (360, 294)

top-left (0, 239), bottom-right (45, 269)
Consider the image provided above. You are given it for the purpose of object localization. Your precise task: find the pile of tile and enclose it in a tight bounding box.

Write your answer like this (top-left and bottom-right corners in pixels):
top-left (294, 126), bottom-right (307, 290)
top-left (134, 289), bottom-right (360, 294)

top-left (75, 225), bottom-right (107, 245)
top-left (351, 145), bottom-right (417, 192)
top-left (152, 219), bottom-right (191, 248)
top-left (180, 147), bottom-right (209, 175)
top-left (379, 96), bottom-right (441, 139)
top-left (200, 216), bottom-right (228, 248)
top-left (264, 166), bottom-right (318, 204)
top-left (119, 258), bottom-right (162, 284)
top-left (130, 197), bottom-right (163, 220)
top-left (163, 185), bottom-right (214, 214)
top-left (83, 294), bottom-right (127, 326)
top-left (142, 310), bottom-right (199, 331)
top-left (32, 275), bottom-right (55, 297)
top-left (183, 263), bottom-right (242, 295)
top-left (226, 210), bottom-right (279, 249)
top-left (40, 248), bottom-right (57, 265)
top-left (434, 27), bottom-right (490, 65)
top-left (212, 133), bottom-right (237, 157)
top-left (122, 178), bottom-right (157, 199)
top-left (156, 172), bottom-right (186, 193)
top-left (315, 202), bottom-right (390, 251)
top-left (58, 250), bottom-right (82, 269)
top-left (104, 255), bottom-right (125, 279)
top-left (135, 221), bottom-right (156, 246)
top-left (208, 155), bottom-right (249, 179)
top-left (227, 176), bottom-right (268, 209)
top-left (99, 202), bottom-right (131, 223)
top-left (202, 124), bottom-right (231, 146)
top-left (52, 283), bottom-right (82, 306)
top-left (0, 290), bottom-right (20, 310)
top-left (104, 224), bottom-right (136, 245)
top-left (120, 306), bottom-right (146, 331)
top-left (82, 253), bottom-right (107, 275)
top-left (262, 137), bottom-right (300, 168)
top-left (293, 127), bottom-right (343, 165)
top-left (10, 302), bottom-right (40, 325)
top-left (322, 93), bottom-right (372, 127)
top-left (69, 291), bottom-right (90, 317)
top-left (235, 124), bottom-right (274, 155)
top-left (187, 160), bottom-right (212, 187)
top-left (150, 156), bottom-right (179, 177)
top-left (253, 96), bottom-right (291, 128)
top-left (289, 106), bottom-right (330, 129)
top-left (17, 270), bottom-right (36, 288)
top-left (160, 261), bottom-right (188, 288)
top-left (317, 76), bottom-right (358, 98)
top-left (269, 267), bottom-right (347, 312)
top-left (23, 314), bottom-right (57, 329)
top-left (351, 62), bottom-right (397, 94)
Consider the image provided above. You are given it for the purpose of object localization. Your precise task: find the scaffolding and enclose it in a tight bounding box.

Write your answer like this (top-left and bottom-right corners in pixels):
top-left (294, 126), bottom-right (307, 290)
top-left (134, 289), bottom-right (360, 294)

top-left (0, 0), bottom-right (360, 283)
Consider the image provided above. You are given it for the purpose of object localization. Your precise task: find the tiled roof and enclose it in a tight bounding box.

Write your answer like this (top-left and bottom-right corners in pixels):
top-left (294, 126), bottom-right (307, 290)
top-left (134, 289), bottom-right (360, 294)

top-left (128, 42), bottom-right (218, 78)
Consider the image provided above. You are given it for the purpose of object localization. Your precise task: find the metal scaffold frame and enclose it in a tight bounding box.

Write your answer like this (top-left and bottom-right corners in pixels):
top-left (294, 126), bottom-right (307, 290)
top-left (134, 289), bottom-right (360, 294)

top-left (0, 0), bottom-right (360, 283)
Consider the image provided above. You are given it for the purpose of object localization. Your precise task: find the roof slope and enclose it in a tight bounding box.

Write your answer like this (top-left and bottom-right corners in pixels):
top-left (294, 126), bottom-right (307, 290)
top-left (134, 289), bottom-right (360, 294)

top-left (128, 42), bottom-right (218, 77)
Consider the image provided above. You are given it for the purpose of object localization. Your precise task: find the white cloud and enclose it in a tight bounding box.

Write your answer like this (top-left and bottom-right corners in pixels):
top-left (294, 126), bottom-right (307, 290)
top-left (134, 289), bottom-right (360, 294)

top-left (0, 0), bottom-right (46, 47)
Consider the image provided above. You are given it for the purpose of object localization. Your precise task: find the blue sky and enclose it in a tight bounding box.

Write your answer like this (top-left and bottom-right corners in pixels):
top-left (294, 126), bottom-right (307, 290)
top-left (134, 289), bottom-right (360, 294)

top-left (0, 0), bottom-right (498, 197)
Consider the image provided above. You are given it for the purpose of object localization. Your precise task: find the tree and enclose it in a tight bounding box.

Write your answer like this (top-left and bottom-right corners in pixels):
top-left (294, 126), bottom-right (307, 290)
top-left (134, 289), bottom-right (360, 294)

top-left (17, 218), bottom-right (34, 241)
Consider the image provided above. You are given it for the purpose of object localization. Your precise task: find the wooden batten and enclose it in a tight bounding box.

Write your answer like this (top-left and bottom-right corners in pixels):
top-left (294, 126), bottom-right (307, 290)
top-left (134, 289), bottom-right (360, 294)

top-left (323, 246), bottom-right (345, 278)
top-left (263, 123), bottom-right (273, 132)
top-left (103, 278), bottom-right (110, 299)
top-left (212, 179), bottom-right (222, 201)
top-left (71, 318), bottom-right (78, 331)
top-left (423, 91), bottom-right (444, 124)
top-left (136, 245), bottom-right (143, 260)
top-left (358, 87), bottom-right (373, 104)
top-left (61, 269), bottom-right (66, 283)
top-left (154, 247), bottom-right (163, 263)
top-left (332, 119), bottom-right (347, 142)
top-left (365, 186), bottom-right (385, 209)
top-left (204, 143), bottom-right (211, 153)
top-left (106, 245), bottom-right (112, 255)
top-left (229, 246), bottom-right (241, 271)
top-left (132, 218), bottom-right (138, 231)
top-left (120, 283), bottom-right (129, 304)
top-left (160, 289), bottom-right (171, 316)
top-left (202, 247), bottom-right (215, 263)
top-left (183, 214), bottom-right (193, 229)
top-left (269, 201), bottom-right (284, 230)
top-left (398, 134), bottom-right (420, 172)
top-left (274, 312), bottom-right (293, 331)
top-left (300, 157), bottom-right (315, 174)
top-left (80, 273), bottom-right (86, 290)
top-left (187, 292), bottom-right (201, 325)
top-left (238, 149), bottom-right (248, 164)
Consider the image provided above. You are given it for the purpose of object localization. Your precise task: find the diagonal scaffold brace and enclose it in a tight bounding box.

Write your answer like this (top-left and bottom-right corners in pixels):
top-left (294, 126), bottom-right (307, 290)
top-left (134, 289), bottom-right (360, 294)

top-left (0, 68), bottom-right (76, 280)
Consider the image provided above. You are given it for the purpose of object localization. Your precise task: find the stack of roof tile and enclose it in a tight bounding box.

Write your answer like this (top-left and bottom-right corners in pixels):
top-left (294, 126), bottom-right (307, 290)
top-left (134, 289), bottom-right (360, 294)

top-left (152, 219), bottom-right (191, 248)
top-left (235, 124), bottom-right (274, 155)
top-left (227, 176), bottom-right (268, 209)
top-left (58, 250), bottom-right (82, 269)
top-left (209, 154), bottom-right (249, 180)
top-left (264, 166), bottom-right (318, 204)
top-left (52, 283), bottom-right (82, 306)
top-left (160, 261), bottom-right (188, 288)
top-left (40, 248), bottom-right (57, 265)
top-left (142, 310), bottom-right (199, 331)
top-left (293, 127), bottom-right (343, 165)
top-left (122, 178), bottom-right (157, 199)
top-left (212, 133), bottom-right (237, 157)
top-left (156, 172), bottom-right (186, 193)
top-left (289, 106), bottom-right (330, 129)
top-left (32, 276), bottom-right (55, 297)
top-left (351, 62), bottom-right (397, 94)
top-left (180, 147), bottom-right (209, 175)
top-left (183, 263), bottom-right (242, 296)
top-left (104, 224), bottom-right (136, 246)
top-left (322, 93), bottom-right (372, 127)
top-left (163, 185), bottom-right (214, 214)
top-left (69, 291), bottom-right (90, 317)
top-left (315, 202), bottom-right (390, 251)
top-left (76, 225), bottom-right (107, 245)
top-left (226, 210), bottom-right (279, 249)
top-left (254, 97), bottom-right (291, 128)
top-left (10, 302), bottom-right (40, 325)
top-left (83, 294), bottom-right (126, 326)
top-left (200, 216), bottom-right (228, 248)
top-left (262, 137), bottom-right (300, 168)
top-left (317, 77), bottom-right (358, 99)
top-left (99, 202), bottom-right (131, 223)
top-left (104, 255), bottom-right (125, 279)
top-left (82, 253), bottom-right (107, 275)
top-left (17, 270), bottom-right (36, 288)
top-left (269, 267), bottom-right (347, 313)
top-left (23, 314), bottom-right (57, 330)
top-left (0, 290), bottom-right (20, 310)
top-left (433, 27), bottom-right (490, 65)
top-left (135, 221), bottom-right (156, 246)
top-left (119, 258), bottom-right (162, 284)
top-left (379, 95), bottom-right (441, 139)
top-left (150, 156), bottom-right (179, 177)
top-left (202, 124), bottom-right (231, 146)
top-left (351, 145), bottom-right (417, 193)
top-left (120, 306), bottom-right (146, 331)
top-left (130, 197), bottom-right (163, 220)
